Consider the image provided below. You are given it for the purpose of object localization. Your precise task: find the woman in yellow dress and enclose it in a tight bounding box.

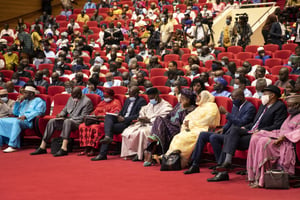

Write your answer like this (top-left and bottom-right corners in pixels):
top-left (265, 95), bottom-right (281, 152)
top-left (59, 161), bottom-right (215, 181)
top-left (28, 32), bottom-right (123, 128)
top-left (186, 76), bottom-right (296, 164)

top-left (166, 90), bottom-right (220, 168)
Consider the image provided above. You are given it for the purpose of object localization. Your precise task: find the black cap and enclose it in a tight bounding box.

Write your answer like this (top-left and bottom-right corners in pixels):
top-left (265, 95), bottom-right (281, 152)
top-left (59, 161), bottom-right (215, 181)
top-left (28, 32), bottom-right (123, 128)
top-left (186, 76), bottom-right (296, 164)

top-left (262, 85), bottom-right (281, 97)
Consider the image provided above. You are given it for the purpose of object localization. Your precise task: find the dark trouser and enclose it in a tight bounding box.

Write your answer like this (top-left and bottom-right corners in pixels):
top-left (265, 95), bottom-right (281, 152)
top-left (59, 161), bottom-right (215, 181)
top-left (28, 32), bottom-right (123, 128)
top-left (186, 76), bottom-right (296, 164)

top-left (191, 132), bottom-right (225, 167)
top-left (42, 118), bottom-right (79, 142)
top-left (222, 126), bottom-right (251, 156)
top-left (99, 115), bottom-right (129, 156)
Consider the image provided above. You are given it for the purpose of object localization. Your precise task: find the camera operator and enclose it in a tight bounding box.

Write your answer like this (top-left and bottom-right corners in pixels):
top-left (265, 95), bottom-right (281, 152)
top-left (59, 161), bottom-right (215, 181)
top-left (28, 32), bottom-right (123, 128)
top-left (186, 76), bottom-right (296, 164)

top-left (218, 15), bottom-right (236, 49)
top-left (235, 13), bottom-right (252, 49)
top-left (191, 16), bottom-right (211, 47)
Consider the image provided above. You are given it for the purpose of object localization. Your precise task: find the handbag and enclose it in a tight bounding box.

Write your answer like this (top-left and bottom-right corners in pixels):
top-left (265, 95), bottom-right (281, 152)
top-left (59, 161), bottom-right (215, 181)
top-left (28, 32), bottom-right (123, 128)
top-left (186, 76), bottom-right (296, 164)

top-left (51, 137), bottom-right (74, 154)
top-left (160, 150), bottom-right (181, 171)
top-left (264, 167), bottom-right (290, 189)
top-left (84, 115), bottom-right (101, 126)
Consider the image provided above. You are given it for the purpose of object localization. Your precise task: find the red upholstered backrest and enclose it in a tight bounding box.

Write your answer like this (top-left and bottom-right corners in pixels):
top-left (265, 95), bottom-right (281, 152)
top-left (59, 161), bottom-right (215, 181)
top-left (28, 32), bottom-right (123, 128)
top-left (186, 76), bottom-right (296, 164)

top-left (52, 94), bottom-right (71, 116)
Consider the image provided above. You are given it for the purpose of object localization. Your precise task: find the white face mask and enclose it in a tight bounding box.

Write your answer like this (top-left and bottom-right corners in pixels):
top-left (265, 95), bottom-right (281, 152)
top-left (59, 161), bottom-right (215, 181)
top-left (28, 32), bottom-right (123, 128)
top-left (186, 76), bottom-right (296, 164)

top-left (233, 84), bottom-right (239, 89)
top-left (1, 97), bottom-right (8, 103)
top-left (261, 94), bottom-right (270, 106)
top-left (12, 79), bottom-right (18, 84)
top-left (234, 73), bottom-right (240, 78)
top-left (104, 97), bottom-right (112, 102)
top-left (73, 98), bottom-right (79, 102)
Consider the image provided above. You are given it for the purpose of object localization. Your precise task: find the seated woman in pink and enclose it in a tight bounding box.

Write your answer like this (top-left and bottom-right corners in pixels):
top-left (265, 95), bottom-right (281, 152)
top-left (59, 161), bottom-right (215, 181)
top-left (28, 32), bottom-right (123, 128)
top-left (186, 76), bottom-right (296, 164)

top-left (78, 88), bottom-right (122, 156)
top-left (247, 95), bottom-right (300, 188)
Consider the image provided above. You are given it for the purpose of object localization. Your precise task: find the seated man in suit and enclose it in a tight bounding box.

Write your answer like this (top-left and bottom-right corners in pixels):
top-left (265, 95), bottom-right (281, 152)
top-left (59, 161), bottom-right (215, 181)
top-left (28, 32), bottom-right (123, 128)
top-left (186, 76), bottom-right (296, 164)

top-left (91, 86), bottom-right (147, 160)
top-left (211, 85), bottom-right (287, 181)
top-left (165, 70), bottom-right (188, 87)
top-left (30, 87), bottom-right (94, 157)
top-left (184, 89), bottom-right (256, 174)
top-left (34, 70), bottom-right (50, 91)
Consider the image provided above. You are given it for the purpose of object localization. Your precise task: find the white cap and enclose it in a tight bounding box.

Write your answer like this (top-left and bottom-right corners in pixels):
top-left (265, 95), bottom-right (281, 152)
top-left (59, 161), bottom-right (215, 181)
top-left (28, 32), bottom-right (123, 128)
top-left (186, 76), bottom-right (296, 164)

top-left (257, 47), bottom-right (264, 52)
top-left (24, 86), bottom-right (37, 94)
top-left (0, 38), bottom-right (7, 45)
top-left (95, 56), bottom-right (104, 65)
top-left (61, 32), bottom-right (68, 37)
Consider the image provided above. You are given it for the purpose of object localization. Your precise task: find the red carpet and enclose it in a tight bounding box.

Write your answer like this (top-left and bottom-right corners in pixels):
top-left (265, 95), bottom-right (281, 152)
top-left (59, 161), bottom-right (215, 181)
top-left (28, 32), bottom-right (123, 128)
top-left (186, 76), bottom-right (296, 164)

top-left (0, 149), bottom-right (299, 200)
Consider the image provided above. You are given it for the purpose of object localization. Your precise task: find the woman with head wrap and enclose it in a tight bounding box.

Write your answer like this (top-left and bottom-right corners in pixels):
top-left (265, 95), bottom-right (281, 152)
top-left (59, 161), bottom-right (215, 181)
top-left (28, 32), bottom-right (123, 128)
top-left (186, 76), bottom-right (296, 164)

top-left (166, 91), bottom-right (220, 168)
top-left (78, 88), bottom-right (122, 156)
top-left (144, 88), bottom-right (197, 166)
top-left (247, 95), bottom-right (300, 188)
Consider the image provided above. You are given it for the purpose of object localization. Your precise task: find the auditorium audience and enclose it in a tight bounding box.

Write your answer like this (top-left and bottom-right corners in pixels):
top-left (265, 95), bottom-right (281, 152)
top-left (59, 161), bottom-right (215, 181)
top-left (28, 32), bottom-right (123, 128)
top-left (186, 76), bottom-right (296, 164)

top-left (0, 0), bottom-right (300, 188)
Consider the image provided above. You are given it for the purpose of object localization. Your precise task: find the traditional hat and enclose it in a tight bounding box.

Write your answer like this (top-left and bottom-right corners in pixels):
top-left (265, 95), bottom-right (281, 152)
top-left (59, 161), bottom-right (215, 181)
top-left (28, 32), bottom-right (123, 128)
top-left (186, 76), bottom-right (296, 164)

top-left (0, 89), bottom-right (8, 95)
top-left (24, 86), bottom-right (37, 94)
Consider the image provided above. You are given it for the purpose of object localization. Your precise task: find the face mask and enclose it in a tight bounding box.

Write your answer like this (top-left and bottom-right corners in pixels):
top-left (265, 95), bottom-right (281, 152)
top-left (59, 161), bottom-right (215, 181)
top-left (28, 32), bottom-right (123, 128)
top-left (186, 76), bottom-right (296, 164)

top-left (177, 10), bottom-right (180, 14)
top-left (170, 86), bottom-right (175, 92)
top-left (57, 71), bottom-right (62, 76)
top-left (234, 73), bottom-right (240, 78)
top-left (232, 99), bottom-right (242, 107)
top-left (123, 80), bottom-right (129, 85)
top-left (195, 22), bottom-right (201, 26)
top-left (233, 84), bottom-right (239, 89)
top-left (65, 88), bottom-right (72, 93)
top-left (129, 97), bottom-right (136, 101)
top-left (104, 97), bottom-right (112, 102)
top-left (57, 61), bottom-right (62, 66)
top-left (191, 71), bottom-right (197, 76)
top-left (7, 52), bottom-right (12, 56)
top-left (221, 61), bottom-right (225, 66)
top-left (1, 97), bottom-right (8, 103)
top-left (161, 18), bottom-right (165, 22)
top-left (38, 58), bottom-right (44, 62)
top-left (73, 98), bottom-right (79, 102)
top-left (197, 49), bottom-right (202, 54)
top-left (170, 79), bottom-right (175, 84)
top-left (12, 79), bottom-right (18, 84)
top-left (226, 19), bottom-right (231, 25)
top-left (257, 91), bottom-right (263, 98)
top-left (150, 99), bottom-right (158, 105)
top-left (131, 69), bottom-right (137, 74)
top-left (261, 94), bottom-right (270, 106)
top-left (107, 81), bottom-right (113, 86)
top-left (43, 75), bottom-right (47, 78)
top-left (203, 8), bottom-right (207, 11)
top-left (213, 77), bottom-right (218, 82)
top-left (17, 71), bottom-right (23, 74)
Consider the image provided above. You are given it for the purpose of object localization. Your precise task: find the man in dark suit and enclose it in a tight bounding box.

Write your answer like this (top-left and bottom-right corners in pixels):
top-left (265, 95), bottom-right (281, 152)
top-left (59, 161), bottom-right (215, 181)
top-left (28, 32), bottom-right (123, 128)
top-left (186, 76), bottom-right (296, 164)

top-left (50, 72), bottom-right (64, 86)
top-left (211, 85), bottom-right (287, 181)
top-left (184, 89), bottom-right (256, 175)
top-left (91, 86), bottom-right (147, 160)
top-left (34, 70), bottom-right (50, 91)
top-left (165, 70), bottom-right (188, 87)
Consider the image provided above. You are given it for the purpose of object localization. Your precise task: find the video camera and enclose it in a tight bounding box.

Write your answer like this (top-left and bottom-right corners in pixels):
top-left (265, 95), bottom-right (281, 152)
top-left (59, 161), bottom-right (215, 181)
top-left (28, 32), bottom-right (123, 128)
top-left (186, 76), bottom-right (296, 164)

top-left (235, 13), bottom-right (248, 23)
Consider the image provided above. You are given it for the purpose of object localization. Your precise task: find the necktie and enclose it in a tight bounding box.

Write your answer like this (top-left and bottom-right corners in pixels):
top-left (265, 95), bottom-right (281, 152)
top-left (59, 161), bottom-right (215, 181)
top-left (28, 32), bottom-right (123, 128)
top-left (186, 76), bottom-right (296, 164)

top-left (249, 107), bottom-right (267, 133)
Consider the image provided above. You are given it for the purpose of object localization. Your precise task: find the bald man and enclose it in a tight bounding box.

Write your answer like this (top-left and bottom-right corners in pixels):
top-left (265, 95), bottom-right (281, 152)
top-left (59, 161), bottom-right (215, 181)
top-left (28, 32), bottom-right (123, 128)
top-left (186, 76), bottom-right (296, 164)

top-left (31, 87), bottom-right (94, 157)
top-left (103, 72), bottom-right (122, 88)
top-left (275, 67), bottom-right (291, 89)
top-left (184, 89), bottom-right (256, 175)
top-left (92, 86), bottom-right (147, 160)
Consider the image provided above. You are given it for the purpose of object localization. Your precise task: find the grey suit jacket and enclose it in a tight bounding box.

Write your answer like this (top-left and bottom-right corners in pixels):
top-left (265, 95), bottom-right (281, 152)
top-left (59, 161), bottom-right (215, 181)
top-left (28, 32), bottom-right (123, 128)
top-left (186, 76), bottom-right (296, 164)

top-left (59, 95), bottom-right (94, 123)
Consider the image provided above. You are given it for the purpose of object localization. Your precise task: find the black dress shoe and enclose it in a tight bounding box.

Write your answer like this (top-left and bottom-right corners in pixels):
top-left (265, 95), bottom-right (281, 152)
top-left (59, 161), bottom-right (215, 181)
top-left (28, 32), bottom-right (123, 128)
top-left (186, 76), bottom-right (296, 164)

top-left (208, 164), bottom-right (220, 170)
top-left (207, 172), bottom-right (229, 182)
top-left (132, 155), bottom-right (140, 162)
top-left (53, 149), bottom-right (68, 157)
top-left (184, 165), bottom-right (200, 175)
top-left (216, 162), bottom-right (232, 172)
top-left (91, 154), bottom-right (107, 161)
top-left (100, 136), bottom-right (113, 144)
top-left (211, 170), bottom-right (218, 175)
top-left (236, 170), bottom-right (247, 175)
top-left (30, 147), bottom-right (47, 155)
